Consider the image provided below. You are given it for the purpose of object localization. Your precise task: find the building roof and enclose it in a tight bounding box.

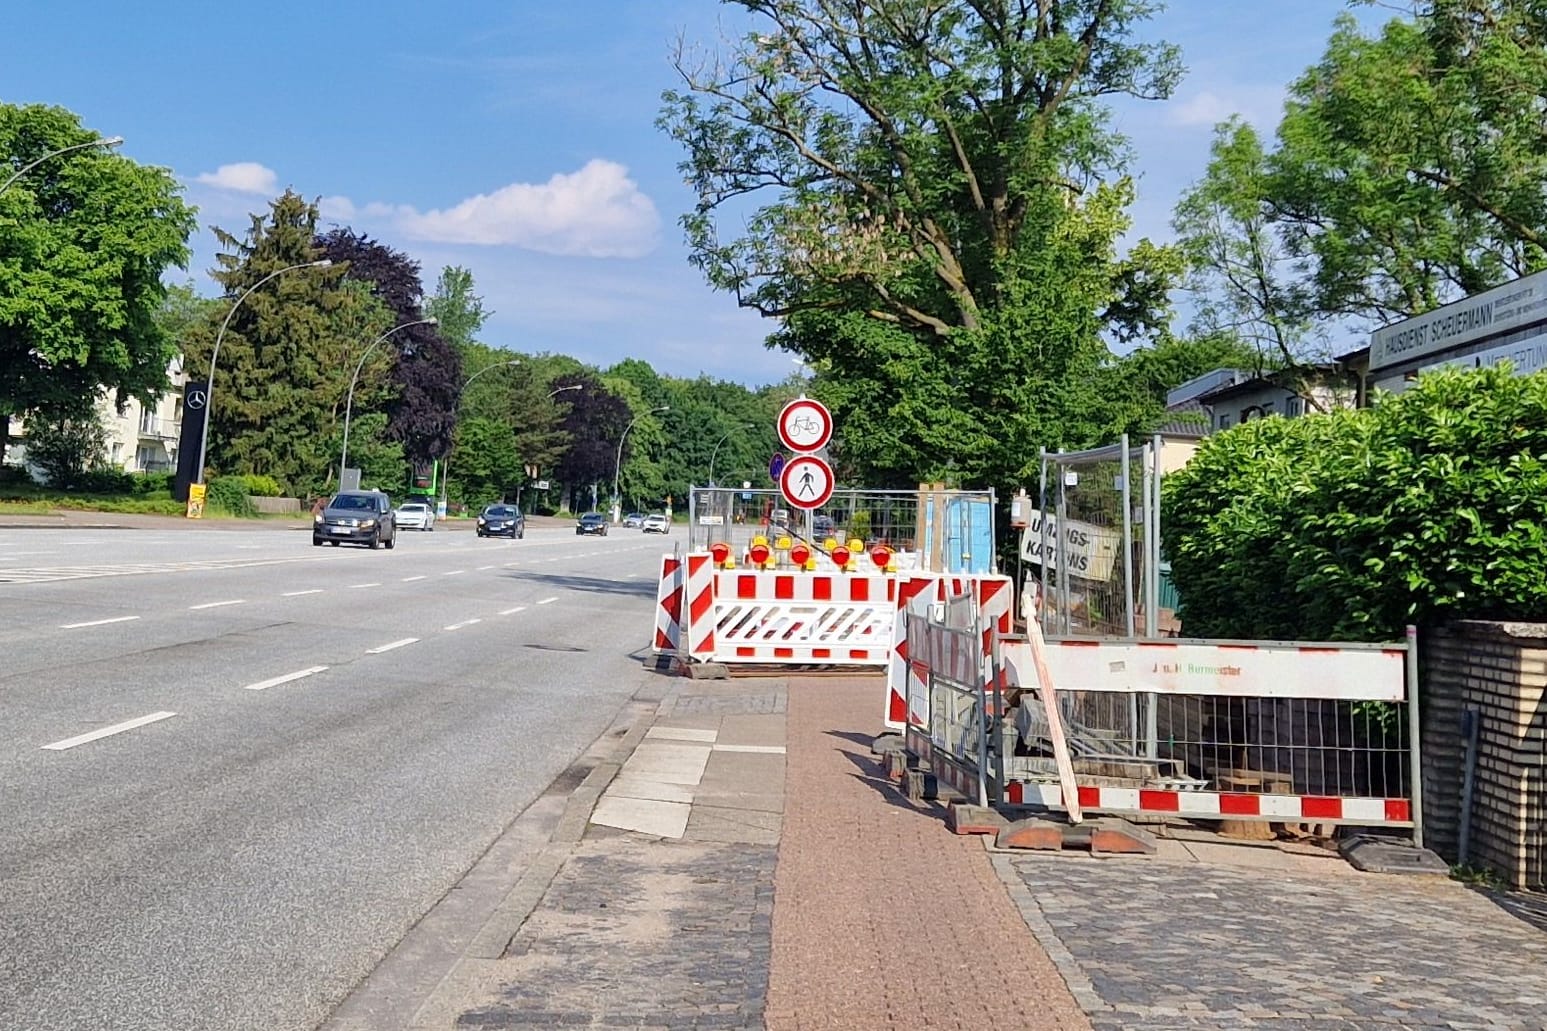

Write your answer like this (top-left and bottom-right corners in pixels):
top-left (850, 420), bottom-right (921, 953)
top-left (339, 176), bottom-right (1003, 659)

top-left (1193, 362), bottom-right (1352, 405)
top-left (1153, 398), bottom-right (1210, 438)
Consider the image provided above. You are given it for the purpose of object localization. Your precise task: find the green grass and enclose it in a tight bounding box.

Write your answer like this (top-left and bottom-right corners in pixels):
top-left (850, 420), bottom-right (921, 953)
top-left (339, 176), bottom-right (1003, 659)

top-left (1450, 863), bottom-right (1504, 889)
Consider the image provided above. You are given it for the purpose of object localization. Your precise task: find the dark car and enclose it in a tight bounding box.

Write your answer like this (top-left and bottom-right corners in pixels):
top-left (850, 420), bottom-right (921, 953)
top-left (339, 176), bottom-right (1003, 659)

top-left (476, 504), bottom-right (525, 539)
top-left (812, 513), bottom-right (836, 540)
top-left (313, 490), bottom-right (397, 549)
top-left (576, 512), bottom-right (608, 536)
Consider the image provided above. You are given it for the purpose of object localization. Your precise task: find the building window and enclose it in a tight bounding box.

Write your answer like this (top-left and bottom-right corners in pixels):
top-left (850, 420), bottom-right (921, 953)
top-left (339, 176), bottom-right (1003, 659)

top-left (139, 408), bottom-right (156, 433)
top-left (1285, 396), bottom-right (1304, 416)
top-left (1219, 413), bottom-right (1231, 429)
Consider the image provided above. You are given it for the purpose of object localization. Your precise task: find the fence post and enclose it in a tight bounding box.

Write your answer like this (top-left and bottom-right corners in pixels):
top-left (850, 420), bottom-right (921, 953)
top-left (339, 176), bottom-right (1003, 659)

top-left (1406, 623), bottom-right (1425, 849)
top-left (1121, 433), bottom-right (1135, 638)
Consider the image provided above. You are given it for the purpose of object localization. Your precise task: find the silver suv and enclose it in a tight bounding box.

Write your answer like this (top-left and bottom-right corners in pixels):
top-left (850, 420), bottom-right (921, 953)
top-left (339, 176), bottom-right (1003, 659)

top-left (313, 490), bottom-right (397, 549)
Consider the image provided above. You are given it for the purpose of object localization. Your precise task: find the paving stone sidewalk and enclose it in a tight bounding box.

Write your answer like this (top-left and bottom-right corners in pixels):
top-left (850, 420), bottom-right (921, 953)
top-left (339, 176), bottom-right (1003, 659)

top-left (1005, 850), bottom-right (1547, 1030)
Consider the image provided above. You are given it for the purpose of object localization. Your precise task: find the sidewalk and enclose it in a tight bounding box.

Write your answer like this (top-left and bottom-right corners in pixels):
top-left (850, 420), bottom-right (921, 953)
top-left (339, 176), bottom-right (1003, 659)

top-left (332, 673), bottom-right (1547, 1031)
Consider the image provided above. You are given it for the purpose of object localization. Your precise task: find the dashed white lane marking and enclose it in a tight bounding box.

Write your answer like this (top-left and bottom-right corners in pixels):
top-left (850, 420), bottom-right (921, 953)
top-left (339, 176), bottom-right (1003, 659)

top-left (402, 575), bottom-right (427, 582)
top-left (503, 562), bottom-right (519, 567)
top-left (348, 582), bottom-right (381, 589)
top-left (536, 596), bottom-right (558, 605)
top-left (190, 599), bottom-right (245, 610)
top-left (478, 565), bottom-right (495, 571)
top-left (244, 666), bottom-right (329, 691)
top-left (59, 615), bottom-right (140, 629)
top-left (43, 711), bottom-right (177, 751)
top-left (442, 570), bottom-right (465, 576)
top-left (367, 637), bottom-right (420, 654)
top-left (444, 618), bottom-right (482, 631)
top-left (498, 606), bottom-right (527, 616)
top-left (283, 588), bottom-right (324, 597)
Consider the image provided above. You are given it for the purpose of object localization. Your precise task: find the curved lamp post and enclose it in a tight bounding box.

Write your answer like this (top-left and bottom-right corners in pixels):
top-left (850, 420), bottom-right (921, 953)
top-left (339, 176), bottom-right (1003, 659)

top-left (194, 259), bottom-right (332, 488)
top-left (0, 135), bottom-right (123, 197)
top-left (613, 405), bottom-right (670, 523)
top-left (708, 423), bottom-right (754, 487)
top-left (339, 317), bottom-right (438, 482)
top-left (440, 359), bottom-right (522, 513)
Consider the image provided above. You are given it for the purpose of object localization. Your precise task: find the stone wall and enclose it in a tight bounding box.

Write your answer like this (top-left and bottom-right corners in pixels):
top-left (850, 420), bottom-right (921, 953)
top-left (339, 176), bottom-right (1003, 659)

top-left (249, 496), bottom-right (301, 514)
top-left (1422, 621), bottom-right (1547, 891)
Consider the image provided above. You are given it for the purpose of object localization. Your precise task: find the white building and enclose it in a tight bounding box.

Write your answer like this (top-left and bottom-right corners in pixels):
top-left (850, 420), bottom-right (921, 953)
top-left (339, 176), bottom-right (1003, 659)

top-left (5, 360), bottom-right (187, 478)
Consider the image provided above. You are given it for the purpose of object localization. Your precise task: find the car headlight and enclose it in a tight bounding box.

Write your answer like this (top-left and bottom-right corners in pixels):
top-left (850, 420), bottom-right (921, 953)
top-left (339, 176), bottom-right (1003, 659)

top-left (314, 514), bottom-right (323, 524)
top-left (360, 519), bottom-right (376, 529)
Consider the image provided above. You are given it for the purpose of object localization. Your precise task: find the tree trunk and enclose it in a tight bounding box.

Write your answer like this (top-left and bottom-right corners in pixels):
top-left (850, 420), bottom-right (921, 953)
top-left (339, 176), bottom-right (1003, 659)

top-left (0, 414), bottom-right (9, 468)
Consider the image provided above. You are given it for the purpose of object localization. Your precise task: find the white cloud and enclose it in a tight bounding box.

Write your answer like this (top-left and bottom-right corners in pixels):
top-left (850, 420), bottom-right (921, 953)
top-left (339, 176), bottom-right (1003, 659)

top-left (193, 162), bottom-right (279, 195)
top-left (1164, 87), bottom-right (1286, 133)
top-left (396, 159), bottom-right (659, 258)
top-left (318, 195), bottom-right (356, 220)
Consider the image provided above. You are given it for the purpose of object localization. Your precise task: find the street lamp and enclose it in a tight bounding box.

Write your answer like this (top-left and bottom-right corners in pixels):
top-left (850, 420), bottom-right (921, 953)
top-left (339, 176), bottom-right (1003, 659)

top-left (547, 384), bottom-right (582, 400)
top-left (193, 258), bottom-right (333, 491)
top-left (613, 404), bottom-right (670, 523)
top-left (440, 359), bottom-right (522, 513)
top-left (339, 317), bottom-right (438, 482)
top-left (709, 423), bottom-right (755, 487)
top-left (0, 135), bottom-right (124, 197)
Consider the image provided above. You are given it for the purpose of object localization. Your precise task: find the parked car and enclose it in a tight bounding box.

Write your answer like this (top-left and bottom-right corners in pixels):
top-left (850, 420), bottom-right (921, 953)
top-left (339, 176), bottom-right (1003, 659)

top-left (812, 513), bottom-right (835, 540)
top-left (313, 490), bottom-right (397, 549)
top-left (476, 504), bottom-right (525, 539)
top-left (642, 513), bottom-right (670, 534)
top-left (576, 512), bottom-right (608, 536)
top-left (622, 512), bottom-right (645, 528)
top-left (396, 500), bottom-right (436, 531)
top-left (770, 508), bottom-right (792, 528)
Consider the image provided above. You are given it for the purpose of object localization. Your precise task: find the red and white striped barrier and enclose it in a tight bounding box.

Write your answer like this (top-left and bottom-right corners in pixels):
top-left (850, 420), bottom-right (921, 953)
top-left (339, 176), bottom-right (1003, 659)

top-left (706, 570), bottom-right (897, 664)
top-left (653, 555), bottom-right (684, 652)
top-left (1006, 782), bottom-right (1412, 826)
top-left (883, 574), bottom-right (1013, 730)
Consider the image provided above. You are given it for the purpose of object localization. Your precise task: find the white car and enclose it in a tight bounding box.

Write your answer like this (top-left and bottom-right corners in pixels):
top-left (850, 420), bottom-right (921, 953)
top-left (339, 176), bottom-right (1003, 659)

top-left (396, 501), bottom-right (436, 531)
top-left (642, 513), bottom-right (670, 534)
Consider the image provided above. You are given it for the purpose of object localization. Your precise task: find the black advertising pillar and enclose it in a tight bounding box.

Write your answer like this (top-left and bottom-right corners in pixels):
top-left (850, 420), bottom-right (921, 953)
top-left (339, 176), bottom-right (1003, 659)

top-left (172, 380), bottom-right (209, 502)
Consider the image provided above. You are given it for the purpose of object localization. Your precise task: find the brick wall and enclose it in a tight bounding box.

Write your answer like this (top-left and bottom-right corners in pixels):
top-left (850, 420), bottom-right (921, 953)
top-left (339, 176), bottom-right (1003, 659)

top-left (1422, 621), bottom-right (1547, 891)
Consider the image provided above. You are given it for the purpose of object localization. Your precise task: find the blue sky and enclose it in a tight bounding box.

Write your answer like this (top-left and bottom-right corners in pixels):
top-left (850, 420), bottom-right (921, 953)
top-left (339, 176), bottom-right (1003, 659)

top-left (2, 1), bottom-right (1386, 386)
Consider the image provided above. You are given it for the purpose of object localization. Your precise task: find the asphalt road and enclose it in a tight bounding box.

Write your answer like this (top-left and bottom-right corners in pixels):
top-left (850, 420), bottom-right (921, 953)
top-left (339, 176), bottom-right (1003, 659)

top-left (0, 520), bottom-right (673, 1031)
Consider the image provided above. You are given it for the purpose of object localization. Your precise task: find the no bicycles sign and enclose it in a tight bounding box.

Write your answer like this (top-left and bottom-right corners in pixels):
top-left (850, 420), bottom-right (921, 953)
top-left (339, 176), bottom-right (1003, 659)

top-left (776, 397), bottom-right (832, 453)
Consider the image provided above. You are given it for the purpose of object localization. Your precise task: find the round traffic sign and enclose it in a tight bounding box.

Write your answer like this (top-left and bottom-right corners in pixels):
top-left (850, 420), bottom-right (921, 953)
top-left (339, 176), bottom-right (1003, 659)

top-left (777, 397), bottom-right (833, 453)
top-left (779, 454), bottom-right (834, 511)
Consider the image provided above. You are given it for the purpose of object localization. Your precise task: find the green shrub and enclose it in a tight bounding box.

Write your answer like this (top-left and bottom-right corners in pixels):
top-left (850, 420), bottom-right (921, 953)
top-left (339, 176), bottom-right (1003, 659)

top-left (71, 468), bottom-right (136, 494)
top-left (239, 474), bottom-right (283, 497)
top-left (130, 471), bottom-right (174, 496)
top-left (0, 465), bottom-right (34, 488)
top-left (205, 477), bottom-right (257, 517)
top-left (1163, 364), bottom-right (1547, 641)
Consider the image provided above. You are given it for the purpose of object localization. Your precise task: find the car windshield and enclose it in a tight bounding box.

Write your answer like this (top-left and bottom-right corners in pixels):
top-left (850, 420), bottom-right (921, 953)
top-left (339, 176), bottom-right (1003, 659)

top-left (400, 504), bottom-right (426, 512)
top-left (581, 514), bottom-right (603, 522)
top-left (329, 495), bottom-right (374, 511)
top-left (485, 506), bottom-right (516, 517)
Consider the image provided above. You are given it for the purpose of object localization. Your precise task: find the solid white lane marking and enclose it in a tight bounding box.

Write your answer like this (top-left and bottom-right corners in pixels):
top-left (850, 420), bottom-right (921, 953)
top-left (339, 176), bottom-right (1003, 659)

top-left (348, 582), bottom-right (381, 589)
top-left (498, 606), bottom-right (527, 616)
top-left (444, 618), bottom-right (482, 630)
top-left (536, 596), bottom-right (558, 605)
top-left (367, 637), bottom-right (420, 654)
top-left (283, 589), bottom-right (324, 597)
top-left (43, 711), bottom-right (177, 751)
top-left (243, 666), bottom-right (329, 691)
top-left (58, 615), bottom-right (140, 629)
top-left (190, 599), bottom-right (245, 610)
top-left (402, 575), bottom-right (427, 582)
top-left (442, 570), bottom-right (465, 576)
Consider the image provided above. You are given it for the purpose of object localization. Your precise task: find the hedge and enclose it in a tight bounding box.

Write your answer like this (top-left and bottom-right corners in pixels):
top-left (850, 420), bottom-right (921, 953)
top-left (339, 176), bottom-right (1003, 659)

top-left (1162, 364), bottom-right (1547, 641)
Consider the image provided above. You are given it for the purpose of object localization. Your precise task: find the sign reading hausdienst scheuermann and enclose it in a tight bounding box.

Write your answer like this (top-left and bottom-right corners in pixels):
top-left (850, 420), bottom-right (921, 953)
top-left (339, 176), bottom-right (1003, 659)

top-left (1370, 268), bottom-right (1547, 372)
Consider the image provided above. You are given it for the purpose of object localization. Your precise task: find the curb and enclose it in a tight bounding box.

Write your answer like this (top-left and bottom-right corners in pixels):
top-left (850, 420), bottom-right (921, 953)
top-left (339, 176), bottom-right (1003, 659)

top-left (459, 706), bottom-right (658, 961)
top-left (989, 850), bottom-right (1110, 1017)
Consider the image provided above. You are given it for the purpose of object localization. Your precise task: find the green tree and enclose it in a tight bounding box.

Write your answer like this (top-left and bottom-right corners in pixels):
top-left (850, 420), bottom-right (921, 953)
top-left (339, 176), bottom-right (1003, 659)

top-left (426, 266), bottom-right (490, 353)
top-left (184, 191), bottom-right (390, 497)
top-left (22, 404), bottom-right (110, 488)
top-left (660, 1), bottom-right (1184, 491)
top-left (0, 103), bottom-right (195, 463)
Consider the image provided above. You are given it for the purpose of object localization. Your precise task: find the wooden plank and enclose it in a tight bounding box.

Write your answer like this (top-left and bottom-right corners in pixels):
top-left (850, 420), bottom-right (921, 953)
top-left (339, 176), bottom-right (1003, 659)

top-left (1025, 618), bottom-right (1084, 823)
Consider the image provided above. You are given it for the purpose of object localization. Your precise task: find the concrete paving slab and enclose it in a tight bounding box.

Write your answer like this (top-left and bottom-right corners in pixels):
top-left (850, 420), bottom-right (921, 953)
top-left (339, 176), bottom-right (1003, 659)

top-left (645, 725), bottom-right (718, 743)
top-left (714, 713), bottom-right (785, 748)
top-left (684, 804), bottom-right (782, 845)
top-left (688, 789), bottom-right (785, 814)
top-left (605, 777), bottom-right (697, 805)
top-left (589, 795), bottom-right (691, 838)
top-left (699, 750), bottom-right (784, 790)
top-left (618, 742), bottom-right (712, 785)
top-left (713, 743), bottom-right (786, 754)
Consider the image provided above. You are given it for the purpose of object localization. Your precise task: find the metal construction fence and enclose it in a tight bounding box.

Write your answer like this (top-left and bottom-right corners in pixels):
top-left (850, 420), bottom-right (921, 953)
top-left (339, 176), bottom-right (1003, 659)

top-left (903, 587), bottom-right (1003, 807)
top-left (1034, 434), bottom-right (1161, 639)
top-left (686, 486), bottom-right (996, 573)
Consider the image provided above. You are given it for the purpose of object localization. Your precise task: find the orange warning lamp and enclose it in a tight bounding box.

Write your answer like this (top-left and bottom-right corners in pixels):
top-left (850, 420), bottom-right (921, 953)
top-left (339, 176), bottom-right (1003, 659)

top-left (749, 541), bottom-right (771, 566)
top-left (789, 542), bottom-right (811, 567)
top-left (831, 545), bottom-right (851, 568)
top-left (709, 541), bottom-right (731, 567)
top-left (869, 545), bottom-right (892, 570)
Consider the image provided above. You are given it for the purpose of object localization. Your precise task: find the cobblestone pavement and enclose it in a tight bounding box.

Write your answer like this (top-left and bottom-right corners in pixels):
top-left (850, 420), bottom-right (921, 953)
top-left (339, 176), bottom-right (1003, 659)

top-left (453, 834), bottom-right (776, 1030)
top-left (1006, 852), bottom-right (1547, 1030)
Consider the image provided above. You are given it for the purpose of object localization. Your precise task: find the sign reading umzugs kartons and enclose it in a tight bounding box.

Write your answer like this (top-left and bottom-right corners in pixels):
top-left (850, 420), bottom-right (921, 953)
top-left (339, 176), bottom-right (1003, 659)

top-left (1019, 508), bottom-right (1122, 582)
